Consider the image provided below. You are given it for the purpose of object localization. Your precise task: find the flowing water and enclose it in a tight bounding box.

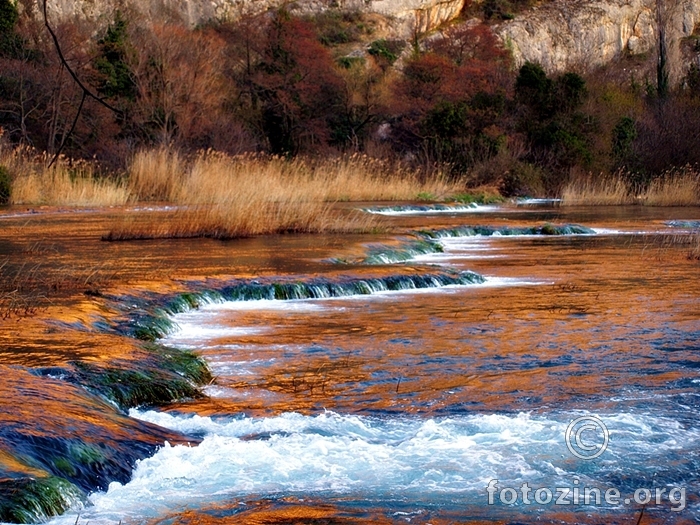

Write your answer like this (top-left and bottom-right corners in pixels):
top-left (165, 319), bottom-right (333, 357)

top-left (2, 203), bottom-right (700, 525)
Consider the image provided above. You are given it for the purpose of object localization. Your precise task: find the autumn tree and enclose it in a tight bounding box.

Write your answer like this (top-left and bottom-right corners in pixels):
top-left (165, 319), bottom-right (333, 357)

top-left (389, 22), bottom-right (512, 170)
top-left (129, 23), bottom-right (227, 146)
top-left (251, 9), bottom-right (344, 154)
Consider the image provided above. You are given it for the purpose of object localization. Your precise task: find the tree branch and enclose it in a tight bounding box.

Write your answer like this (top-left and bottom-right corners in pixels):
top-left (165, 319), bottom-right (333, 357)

top-left (42, 0), bottom-right (122, 165)
top-left (49, 90), bottom-right (86, 167)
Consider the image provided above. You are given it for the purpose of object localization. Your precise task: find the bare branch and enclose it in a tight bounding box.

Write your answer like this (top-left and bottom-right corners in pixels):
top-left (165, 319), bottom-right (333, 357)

top-left (41, 0), bottom-right (122, 165)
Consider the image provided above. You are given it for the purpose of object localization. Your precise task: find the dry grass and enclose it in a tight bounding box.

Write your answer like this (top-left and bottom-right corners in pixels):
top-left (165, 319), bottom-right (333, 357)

top-left (2, 143), bottom-right (460, 239)
top-left (127, 147), bottom-right (186, 202)
top-left (640, 168), bottom-right (700, 206)
top-left (560, 175), bottom-right (633, 206)
top-left (106, 149), bottom-right (458, 239)
top-left (0, 257), bottom-right (120, 319)
top-left (127, 149), bottom-right (458, 204)
top-left (689, 233), bottom-right (700, 260)
top-left (0, 144), bottom-right (130, 206)
top-left (561, 168), bottom-right (700, 206)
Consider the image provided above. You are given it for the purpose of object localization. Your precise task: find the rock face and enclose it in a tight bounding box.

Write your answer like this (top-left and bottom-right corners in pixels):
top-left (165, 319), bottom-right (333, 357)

top-left (38, 0), bottom-right (700, 78)
top-left (497, 0), bottom-right (700, 75)
top-left (43, 0), bottom-right (465, 36)
top-left (367, 0), bottom-right (467, 35)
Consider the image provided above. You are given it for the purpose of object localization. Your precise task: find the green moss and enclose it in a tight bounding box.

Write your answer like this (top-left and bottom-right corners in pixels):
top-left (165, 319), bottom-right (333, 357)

top-left (449, 192), bottom-right (504, 205)
top-left (133, 316), bottom-right (176, 341)
top-left (51, 458), bottom-right (76, 478)
top-left (358, 240), bottom-right (444, 265)
top-left (419, 223), bottom-right (595, 239)
top-left (72, 345), bottom-right (211, 409)
top-left (0, 476), bottom-right (85, 523)
top-left (69, 443), bottom-right (104, 466)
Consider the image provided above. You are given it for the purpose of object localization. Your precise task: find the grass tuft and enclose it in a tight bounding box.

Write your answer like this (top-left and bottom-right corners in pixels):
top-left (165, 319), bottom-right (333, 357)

top-left (72, 345), bottom-right (211, 409)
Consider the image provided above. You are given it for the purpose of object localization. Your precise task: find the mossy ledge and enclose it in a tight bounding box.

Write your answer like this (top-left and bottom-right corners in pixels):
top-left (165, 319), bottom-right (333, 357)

top-left (329, 224), bottom-right (594, 265)
top-left (418, 223), bottom-right (596, 239)
top-left (328, 239), bottom-right (444, 265)
top-left (120, 270), bottom-right (486, 342)
top-left (0, 476), bottom-right (85, 524)
top-left (70, 344), bottom-right (212, 409)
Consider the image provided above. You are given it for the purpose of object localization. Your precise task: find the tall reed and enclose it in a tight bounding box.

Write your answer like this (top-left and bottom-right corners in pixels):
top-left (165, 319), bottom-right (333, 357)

top-left (560, 175), bottom-right (632, 205)
top-left (0, 144), bottom-right (130, 207)
top-left (561, 168), bottom-right (700, 206)
top-left (689, 233), bottom-right (700, 260)
top-left (640, 168), bottom-right (699, 206)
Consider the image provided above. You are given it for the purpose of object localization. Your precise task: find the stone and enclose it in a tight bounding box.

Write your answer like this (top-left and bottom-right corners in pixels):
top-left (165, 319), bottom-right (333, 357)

top-left (497, 0), bottom-right (700, 75)
top-left (41, 0), bottom-right (466, 37)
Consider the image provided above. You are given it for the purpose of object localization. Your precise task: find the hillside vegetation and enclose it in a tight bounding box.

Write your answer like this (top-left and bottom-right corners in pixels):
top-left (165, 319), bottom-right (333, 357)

top-left (0, 0), bottom-right (699, 203)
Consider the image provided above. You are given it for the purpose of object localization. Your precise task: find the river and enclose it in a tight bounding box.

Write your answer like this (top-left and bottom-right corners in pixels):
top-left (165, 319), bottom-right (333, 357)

top-left (1, 201), bottom-right (699, 525)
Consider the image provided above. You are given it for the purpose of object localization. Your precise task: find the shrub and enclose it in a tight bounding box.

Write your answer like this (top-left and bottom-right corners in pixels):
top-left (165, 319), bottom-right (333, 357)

top-left (310, 10), bottom-right (367, 47)
top-left (611, 116), bottom-right (637, 164)
top-left (0, 0), bottom-right (19, 57)
top-left (499, 162), bottom-right (546, 197)
top-left (368, 39), bottom-right (405, 65)
top-left (0, 165), bottom-right (10, 204)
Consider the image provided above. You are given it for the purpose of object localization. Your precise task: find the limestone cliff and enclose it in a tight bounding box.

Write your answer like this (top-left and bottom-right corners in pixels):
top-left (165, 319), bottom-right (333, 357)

top-left (497, 0), bottom-right (700, 75)
top-left (42, 0), bottom-right (465, 37)
top-left (37, 0), bottom-right (700, 78)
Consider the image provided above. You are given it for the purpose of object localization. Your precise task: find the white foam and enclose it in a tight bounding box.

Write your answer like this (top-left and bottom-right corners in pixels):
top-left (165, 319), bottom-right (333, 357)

top-left (516, 198), bottom-right (562, 205)
top-left (168, 322), bottom-right (264, 340)
top-left (412, 254), bottom-right (507, 261)
top-left (480, 277), bottom-right (551, 287)
top-left (199, 299), bottom-right (327, 312)
top-left (591, 228), bottom-right (652, 235)
top-left (365, 204), bottom-right (500, 216)
top-left (47, 410), bottom-right (699, 524)
top-left (439, 239), bottom-right (499, 251)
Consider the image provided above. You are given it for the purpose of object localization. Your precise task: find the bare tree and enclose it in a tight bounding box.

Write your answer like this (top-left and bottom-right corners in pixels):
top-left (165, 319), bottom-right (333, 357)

top-left (128, 23), bottom-right (227, 146)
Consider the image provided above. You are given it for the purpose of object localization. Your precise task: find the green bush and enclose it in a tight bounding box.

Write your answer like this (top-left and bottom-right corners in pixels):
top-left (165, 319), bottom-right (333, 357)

top-left (483, 0), bottom-right (515, 20)
top-left (612, 116), bottom-right (637, 163)
top-left (368, 39), bottom-right (405, 64)
top-left (310, 10), bottom-right (368, 47)
top-left (450, 192), bottom-right (504, 204)
top-left (336, 56), bottom-right (365, 69)
top-left (0, 0), bottom-right (17, 34)
top-left (0, 0), bottom-right (21, 57)
top-left (0, 166), bottom-right (11, 205)
top-left (94, 12), bottom-right (136, 100)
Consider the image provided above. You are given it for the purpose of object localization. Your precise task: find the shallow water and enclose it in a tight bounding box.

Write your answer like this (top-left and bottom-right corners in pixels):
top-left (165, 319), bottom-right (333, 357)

top-left (2, 202), bottom-right (700, 524)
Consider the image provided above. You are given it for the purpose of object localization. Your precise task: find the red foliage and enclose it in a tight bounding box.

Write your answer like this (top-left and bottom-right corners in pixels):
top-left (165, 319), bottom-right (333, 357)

top-left (429, 23), bottom-right (510, 66)
top-left (253, 11), bottom-right (344, 153)
top-left (130, 24), bottom-right (227, 146)
top-left (396, 23), bottom-right (511, 113)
